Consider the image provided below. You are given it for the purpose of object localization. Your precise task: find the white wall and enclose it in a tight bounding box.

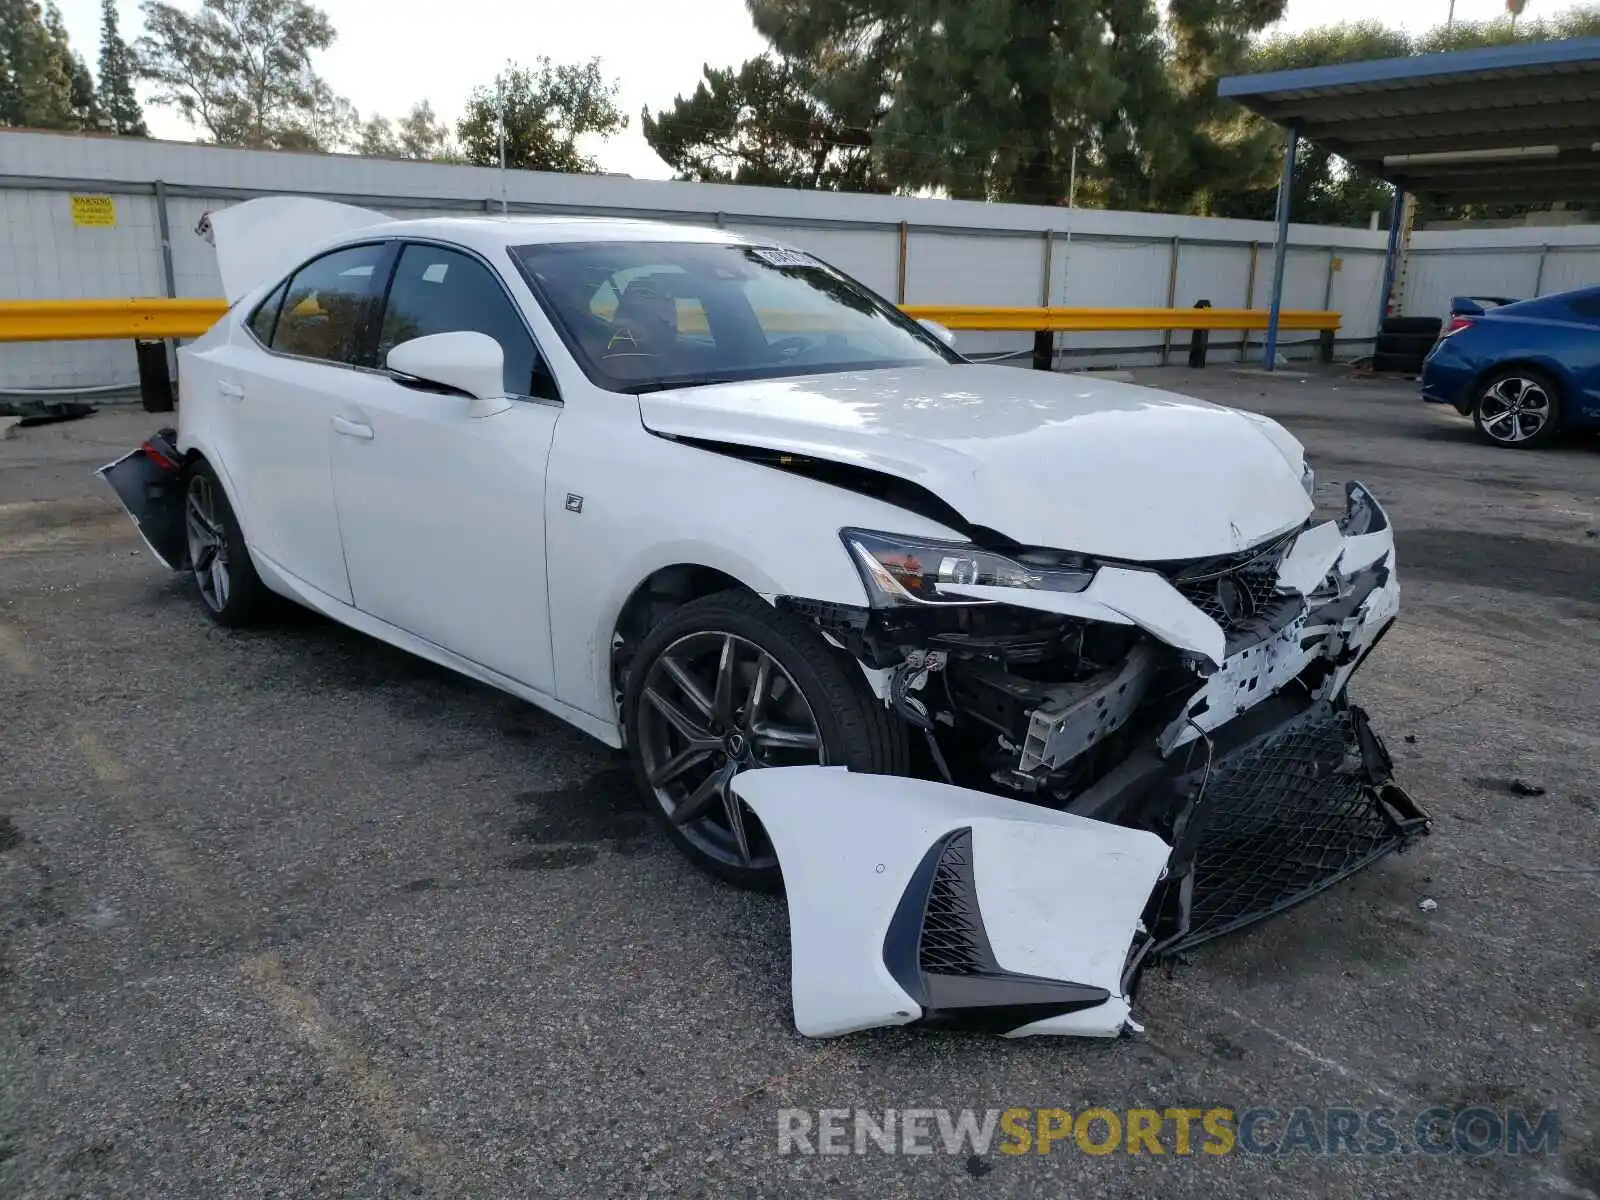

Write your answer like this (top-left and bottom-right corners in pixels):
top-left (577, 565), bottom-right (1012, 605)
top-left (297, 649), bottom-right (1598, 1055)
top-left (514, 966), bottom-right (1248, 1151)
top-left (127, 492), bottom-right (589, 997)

top-left (2, 129), bottom-right (1594, 389)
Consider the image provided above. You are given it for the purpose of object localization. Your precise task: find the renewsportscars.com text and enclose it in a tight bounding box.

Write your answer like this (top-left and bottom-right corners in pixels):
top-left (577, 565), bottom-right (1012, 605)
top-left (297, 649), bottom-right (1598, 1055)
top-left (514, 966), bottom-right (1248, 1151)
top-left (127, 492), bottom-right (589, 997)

top-left (777, 1106), bottom-right (1562, 1158)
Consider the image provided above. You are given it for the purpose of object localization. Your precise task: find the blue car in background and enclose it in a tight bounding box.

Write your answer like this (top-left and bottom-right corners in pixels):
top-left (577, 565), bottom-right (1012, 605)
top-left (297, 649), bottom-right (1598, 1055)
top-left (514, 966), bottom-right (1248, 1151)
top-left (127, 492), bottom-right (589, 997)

top-left (1421, 284), bottom-right (1600, 448)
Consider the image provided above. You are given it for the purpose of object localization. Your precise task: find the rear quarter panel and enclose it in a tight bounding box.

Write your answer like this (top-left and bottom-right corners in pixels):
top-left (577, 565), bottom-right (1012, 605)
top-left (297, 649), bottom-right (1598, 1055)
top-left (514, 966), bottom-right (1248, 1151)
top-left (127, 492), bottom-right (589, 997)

top-left (1430, 315), bottom-right (1600, 427)
top-left (175, 317), bottom-right (264, 547)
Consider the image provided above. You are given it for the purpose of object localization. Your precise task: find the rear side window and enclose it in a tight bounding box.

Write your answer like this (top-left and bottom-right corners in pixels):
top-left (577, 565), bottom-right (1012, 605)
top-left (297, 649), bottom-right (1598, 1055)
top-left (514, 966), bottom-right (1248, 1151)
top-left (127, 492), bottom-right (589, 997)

top-left (378, 243), bottom-right (543, 396)
top-left (247, 280), bottom-right (287, 345)
top-left (271, 244), bottom-right (386, 365)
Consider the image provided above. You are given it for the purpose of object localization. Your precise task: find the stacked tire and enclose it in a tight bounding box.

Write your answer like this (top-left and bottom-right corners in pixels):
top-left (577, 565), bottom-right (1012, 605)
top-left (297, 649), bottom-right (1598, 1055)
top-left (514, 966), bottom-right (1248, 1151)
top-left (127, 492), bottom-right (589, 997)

top-left (1371, 316), bottom-right (1442, 375)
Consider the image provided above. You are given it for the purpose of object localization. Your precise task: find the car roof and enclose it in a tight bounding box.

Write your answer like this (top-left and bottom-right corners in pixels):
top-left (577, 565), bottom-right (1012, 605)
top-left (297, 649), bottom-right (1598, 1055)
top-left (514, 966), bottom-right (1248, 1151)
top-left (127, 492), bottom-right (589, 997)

top-left (1494, 283), bottom-right (1600, 317)
top-left (338, 214), bottom-right (763, 253)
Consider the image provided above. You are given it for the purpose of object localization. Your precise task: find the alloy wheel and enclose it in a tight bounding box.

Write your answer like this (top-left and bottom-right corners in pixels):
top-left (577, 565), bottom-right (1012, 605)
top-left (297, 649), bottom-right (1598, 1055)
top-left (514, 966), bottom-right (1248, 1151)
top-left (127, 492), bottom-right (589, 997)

top-left (1478, 376), bottom-right (1551, 444)
top-left (185, 473), bottom-right (232, 613)
top-left (636, 631), bottom-right (825, 871)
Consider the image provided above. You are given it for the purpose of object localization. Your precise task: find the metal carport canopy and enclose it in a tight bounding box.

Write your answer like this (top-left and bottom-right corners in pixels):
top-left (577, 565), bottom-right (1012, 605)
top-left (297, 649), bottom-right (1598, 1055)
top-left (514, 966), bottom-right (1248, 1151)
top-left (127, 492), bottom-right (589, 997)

top-left (1217, 38), bottom-right (1600, 367)
top-left (1218, 38), bottom-right (1600, 203)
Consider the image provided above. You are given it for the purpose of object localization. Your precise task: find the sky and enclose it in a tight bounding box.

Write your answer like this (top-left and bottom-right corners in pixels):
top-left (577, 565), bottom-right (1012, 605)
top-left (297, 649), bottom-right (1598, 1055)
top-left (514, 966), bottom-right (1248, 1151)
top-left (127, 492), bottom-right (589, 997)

top-left (56, 0), bottom-right (1525, 179)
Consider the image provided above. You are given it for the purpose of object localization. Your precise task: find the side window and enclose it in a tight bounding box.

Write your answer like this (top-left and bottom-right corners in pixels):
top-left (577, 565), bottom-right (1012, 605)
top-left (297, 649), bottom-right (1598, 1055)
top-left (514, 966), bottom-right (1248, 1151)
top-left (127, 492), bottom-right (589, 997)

top-left (379, 244), bottom-right (543, 396)
top-left (271, 244), bottom-right (386, 364)
top-left (247, 279), bottom-right (287, 345)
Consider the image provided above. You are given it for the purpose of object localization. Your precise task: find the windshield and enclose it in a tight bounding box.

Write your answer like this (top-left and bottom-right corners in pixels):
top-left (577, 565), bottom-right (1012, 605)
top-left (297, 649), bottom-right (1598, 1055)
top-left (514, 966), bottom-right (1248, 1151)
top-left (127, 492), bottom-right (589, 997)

top-left (511, 240), bottom-right (959, 393)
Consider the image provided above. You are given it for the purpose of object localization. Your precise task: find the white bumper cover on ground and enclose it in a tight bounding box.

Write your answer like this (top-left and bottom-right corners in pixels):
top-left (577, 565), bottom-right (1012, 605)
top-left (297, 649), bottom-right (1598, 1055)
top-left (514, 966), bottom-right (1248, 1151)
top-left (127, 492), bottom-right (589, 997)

top-left (732, 767), bottom-right (1171, 1039)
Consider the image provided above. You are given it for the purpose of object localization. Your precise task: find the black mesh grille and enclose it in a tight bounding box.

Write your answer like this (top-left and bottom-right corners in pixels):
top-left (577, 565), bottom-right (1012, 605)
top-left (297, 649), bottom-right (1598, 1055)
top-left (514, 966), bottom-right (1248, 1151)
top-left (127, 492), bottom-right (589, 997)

top-left (918, 831), bottom-right (988, 976)
top-left (1166, 706), bottom-right (1410, 948)
top-left (1172, 539), bottom-right (1293, 633)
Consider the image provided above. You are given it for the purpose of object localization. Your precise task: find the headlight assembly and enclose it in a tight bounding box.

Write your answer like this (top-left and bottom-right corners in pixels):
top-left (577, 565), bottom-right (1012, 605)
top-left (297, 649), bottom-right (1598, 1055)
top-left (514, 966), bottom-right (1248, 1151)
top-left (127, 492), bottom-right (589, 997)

top-left (842, 529), bottom-right (1094, 607)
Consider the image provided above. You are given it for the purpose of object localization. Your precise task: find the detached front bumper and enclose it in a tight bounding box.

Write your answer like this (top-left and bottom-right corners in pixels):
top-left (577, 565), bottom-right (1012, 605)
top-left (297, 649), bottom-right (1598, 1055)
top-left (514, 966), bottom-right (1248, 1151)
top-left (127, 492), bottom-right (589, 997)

top-left (741, 483), bottom-right (1428, 1041)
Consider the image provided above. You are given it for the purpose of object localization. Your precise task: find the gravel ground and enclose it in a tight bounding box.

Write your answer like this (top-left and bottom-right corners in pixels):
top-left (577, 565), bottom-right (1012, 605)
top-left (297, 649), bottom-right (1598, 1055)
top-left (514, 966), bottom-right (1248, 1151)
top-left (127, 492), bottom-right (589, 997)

top-left (1, 369), bottom-right (1596, 1199)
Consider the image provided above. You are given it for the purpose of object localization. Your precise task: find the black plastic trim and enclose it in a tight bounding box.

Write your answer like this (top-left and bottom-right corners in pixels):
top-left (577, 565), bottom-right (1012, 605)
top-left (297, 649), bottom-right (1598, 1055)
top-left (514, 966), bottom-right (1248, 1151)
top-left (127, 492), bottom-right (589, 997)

top-left (882, 828), bottom-right (1112, 1035)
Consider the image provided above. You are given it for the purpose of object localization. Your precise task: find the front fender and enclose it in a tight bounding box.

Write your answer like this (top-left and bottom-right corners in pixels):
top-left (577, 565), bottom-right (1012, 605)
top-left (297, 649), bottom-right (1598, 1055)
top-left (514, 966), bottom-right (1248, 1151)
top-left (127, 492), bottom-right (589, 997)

top-left (545, 402), bottom-right (965, 723)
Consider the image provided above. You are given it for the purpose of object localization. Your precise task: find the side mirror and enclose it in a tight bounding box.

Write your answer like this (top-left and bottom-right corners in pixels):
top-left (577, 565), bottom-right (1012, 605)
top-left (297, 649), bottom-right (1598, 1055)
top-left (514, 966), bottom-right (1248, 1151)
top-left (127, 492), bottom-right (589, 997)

top-left (917, 317), bottom-right (957, 348)
top-left (387, 332), bottom-right (509, 415)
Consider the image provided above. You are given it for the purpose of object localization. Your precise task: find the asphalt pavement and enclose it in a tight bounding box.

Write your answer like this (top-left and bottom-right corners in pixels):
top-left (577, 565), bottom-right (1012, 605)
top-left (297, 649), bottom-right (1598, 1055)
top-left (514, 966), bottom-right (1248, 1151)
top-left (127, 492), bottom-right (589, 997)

top-left (1, 367), bottom-right (1597, 1199)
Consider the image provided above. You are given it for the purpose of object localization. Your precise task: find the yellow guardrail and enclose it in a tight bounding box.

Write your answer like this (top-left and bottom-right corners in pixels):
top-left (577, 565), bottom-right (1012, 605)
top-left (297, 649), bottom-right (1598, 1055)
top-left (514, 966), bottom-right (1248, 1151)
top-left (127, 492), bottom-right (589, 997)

top-left (0, 298), bottom-right (231, 342)
top-left (902, 305), bottom-right (1341, 332)
top-left (0, 297), bottom-right (1339, 343)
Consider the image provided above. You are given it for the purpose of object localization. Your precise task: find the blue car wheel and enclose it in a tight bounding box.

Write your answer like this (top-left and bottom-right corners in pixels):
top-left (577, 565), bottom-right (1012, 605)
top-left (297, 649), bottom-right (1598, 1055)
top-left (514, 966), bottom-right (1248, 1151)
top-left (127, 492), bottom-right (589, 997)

top-left (1471, 367), bottom-right (1562, 449)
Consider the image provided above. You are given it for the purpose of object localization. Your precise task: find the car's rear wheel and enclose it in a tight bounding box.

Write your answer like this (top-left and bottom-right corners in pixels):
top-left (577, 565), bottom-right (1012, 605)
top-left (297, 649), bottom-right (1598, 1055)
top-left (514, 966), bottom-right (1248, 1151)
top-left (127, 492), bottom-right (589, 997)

top-left (185, 459), bottom-right (269, 626)
top-left (623, 589), bottom-right (907, 891)
top-left (1472, 368), bottom-right (1562, 449)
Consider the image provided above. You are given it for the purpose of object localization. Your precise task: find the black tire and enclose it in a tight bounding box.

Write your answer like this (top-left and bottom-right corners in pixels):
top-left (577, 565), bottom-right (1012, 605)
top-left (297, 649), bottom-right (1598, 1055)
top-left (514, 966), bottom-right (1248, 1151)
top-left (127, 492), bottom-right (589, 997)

top-left (1371, 352), bottom-right (1422, 374)
top-left (1471, 367), bottom-right (1563, 450)
top-left (184, 458), bottom-right (270, 626)
top-left (623, 589), bottom-right (908, 890)
top-left (1374, 333), bottom-right (1438, 357)
top-left (1379, 317), bottom-right (1443, 337)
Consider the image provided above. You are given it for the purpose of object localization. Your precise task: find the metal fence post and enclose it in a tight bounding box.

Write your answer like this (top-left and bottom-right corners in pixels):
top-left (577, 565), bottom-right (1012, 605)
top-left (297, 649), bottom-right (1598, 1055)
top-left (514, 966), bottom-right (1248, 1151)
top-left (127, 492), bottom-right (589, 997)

top-left (896, 221), bottom-right (909, 304)
top-left (153, 179), bottom-right (177, 300)
top-left (1240, 241), bottom-right (1259, 362)
top-left (1030, 331), bottom-right (1052, 371)
top-left (152, 178), bottom-right (180, 394)
top-left (1188, 299), bottom-right (1212, 368)
top-left (1035, 229), bottom-right (1054, 371)
top-left (1160, 236), bottom-right (1181, 365)
top-left (1263, 125), bottom-right (1299, 371)
top-left (1533, 244), bottom-right (1549, 296)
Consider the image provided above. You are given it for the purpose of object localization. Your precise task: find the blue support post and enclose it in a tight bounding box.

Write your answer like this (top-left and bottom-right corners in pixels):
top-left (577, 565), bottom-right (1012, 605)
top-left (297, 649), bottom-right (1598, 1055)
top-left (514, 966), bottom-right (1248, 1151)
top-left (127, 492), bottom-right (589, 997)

top-left (1377, 184), bottom-right (1406, 328)
top-left (1263, 125), bottom-right (1298, 371)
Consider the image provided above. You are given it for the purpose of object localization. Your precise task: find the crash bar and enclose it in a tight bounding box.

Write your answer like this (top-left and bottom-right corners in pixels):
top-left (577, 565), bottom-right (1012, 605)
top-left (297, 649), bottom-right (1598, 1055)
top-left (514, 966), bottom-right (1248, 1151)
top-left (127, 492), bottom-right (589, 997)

top-left (901, 305), bottom-right (1341, 332)
top-left (0, 298), bottom-right (1340, 343)
top-left (0, 298), bottom-right (231, 342)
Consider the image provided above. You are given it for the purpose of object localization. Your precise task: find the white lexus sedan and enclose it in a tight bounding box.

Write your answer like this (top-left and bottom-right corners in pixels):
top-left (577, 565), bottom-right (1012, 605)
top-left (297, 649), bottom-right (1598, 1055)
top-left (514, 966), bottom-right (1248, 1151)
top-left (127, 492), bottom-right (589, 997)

top-left (104, 198), bottom-right (1428, 1039)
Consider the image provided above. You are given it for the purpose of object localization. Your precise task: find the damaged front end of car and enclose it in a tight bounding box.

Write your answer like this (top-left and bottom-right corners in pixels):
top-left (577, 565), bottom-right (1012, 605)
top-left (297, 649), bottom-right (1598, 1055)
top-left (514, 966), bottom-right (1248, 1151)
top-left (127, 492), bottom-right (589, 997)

top-left (752, 480), bottom-right (1429, 1039)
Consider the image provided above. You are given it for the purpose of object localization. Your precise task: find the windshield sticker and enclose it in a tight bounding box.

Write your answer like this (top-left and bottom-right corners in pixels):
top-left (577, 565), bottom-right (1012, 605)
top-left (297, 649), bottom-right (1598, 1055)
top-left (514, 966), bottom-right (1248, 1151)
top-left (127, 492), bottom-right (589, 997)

top-left (752, 246), bottom-right (822, 269)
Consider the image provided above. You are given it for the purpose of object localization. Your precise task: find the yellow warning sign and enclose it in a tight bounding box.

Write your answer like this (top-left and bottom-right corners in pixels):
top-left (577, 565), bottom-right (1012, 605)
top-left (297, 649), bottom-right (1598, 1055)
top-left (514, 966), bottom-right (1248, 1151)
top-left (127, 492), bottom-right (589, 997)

top-left (70, 195), bottom-right (117, 227)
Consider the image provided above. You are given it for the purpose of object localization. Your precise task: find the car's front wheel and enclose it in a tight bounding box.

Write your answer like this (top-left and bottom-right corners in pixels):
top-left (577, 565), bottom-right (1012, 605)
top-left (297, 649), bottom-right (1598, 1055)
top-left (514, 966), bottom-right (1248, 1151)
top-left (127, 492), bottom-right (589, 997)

top-left (1472, 368), bottom-right (1562, 449)
top-left (623, 589), bottom-right (907, 890)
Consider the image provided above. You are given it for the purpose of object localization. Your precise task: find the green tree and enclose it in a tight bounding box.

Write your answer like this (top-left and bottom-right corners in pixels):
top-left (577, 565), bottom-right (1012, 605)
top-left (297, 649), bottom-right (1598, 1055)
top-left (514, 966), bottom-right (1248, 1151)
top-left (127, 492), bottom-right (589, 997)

top-left (642, 54), bottom-right (887, 190)
top-left (748, 0), bottom-right (1079, 203)
top-left (356, 101), bottom-right (454, 160)
top-left (1414, 4), bottom-right (1600, 51)
top-left (746, 0), bottom-right (1287, 207)
top-left (97, 0), bottom-right (148, 134)
top-left (357, 113), bottom-right (398, 156)
top-left (1, 0), bottom-right (77, 128)
top-left (457, 57), bottom-right (626, 172)
top-left (44, 2), bottom-right (102, 128)
top-left (395, 100), bottom-right (451, 159)
top-left (276, 77), bottom-right (357, 150)
top-left (1089, 0), bottom-right (1291, 213)
top-left (135, 0), bottom-right (352, 150)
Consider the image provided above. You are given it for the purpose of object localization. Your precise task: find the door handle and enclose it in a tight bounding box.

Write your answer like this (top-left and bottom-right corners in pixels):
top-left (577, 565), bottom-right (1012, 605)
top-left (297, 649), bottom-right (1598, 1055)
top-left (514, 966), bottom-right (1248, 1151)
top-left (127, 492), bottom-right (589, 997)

top-left (331, 415), bottom-right (375, 440)
top-left (216, 379), bottom-right (244, 400)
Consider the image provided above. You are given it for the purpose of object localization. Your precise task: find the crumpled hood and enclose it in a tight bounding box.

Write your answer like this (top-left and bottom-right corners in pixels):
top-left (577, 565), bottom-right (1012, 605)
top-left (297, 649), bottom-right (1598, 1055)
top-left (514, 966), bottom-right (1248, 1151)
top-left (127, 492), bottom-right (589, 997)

top-left (638, 364), bottom-right (1313, 560)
